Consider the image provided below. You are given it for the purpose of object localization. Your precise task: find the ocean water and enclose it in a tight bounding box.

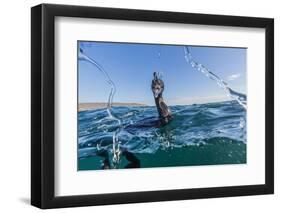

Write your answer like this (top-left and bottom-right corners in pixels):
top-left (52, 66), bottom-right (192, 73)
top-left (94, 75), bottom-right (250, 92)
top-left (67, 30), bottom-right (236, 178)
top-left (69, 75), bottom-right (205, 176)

top-left (78, 100), bottom-right (246, 170)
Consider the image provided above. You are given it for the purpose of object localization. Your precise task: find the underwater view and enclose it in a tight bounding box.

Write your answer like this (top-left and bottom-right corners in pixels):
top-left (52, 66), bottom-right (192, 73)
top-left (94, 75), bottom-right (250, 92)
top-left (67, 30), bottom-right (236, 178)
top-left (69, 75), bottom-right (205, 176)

top-left (78, 41), bottom-right (247, 170)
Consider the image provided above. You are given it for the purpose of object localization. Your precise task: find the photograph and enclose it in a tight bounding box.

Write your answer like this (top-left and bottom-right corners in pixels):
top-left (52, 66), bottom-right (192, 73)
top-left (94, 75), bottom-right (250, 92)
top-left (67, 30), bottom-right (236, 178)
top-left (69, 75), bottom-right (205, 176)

top-left (77, 41), bottom-right (247, 170)
top-left (30, 3), bottom-right (274, 209)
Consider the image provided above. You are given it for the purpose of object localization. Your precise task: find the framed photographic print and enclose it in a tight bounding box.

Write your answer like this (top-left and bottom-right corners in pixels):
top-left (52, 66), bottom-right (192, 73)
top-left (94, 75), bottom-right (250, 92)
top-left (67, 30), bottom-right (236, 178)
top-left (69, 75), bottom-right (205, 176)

top-left (31, 3), bottom-right (274, 209)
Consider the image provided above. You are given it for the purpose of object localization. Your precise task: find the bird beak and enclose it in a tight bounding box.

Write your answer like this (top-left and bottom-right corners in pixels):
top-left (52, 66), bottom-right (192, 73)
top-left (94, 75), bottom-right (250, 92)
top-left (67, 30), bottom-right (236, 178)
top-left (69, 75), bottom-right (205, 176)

top-left (154, 89), bottom-right (160, 98)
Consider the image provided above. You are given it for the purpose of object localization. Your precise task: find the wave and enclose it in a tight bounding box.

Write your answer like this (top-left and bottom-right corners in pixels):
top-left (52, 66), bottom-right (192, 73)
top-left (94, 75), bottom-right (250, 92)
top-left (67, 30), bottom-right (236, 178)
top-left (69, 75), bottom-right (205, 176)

top-left (78, 101), bottom-right (246, 159)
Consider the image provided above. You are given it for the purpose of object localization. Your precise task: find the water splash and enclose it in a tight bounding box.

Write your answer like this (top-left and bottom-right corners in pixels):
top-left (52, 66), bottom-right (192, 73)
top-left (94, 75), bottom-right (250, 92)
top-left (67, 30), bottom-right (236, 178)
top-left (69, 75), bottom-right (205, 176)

top-left (155, 48), bottom-right (164, 81)
top-left (157, 49), bottom-right (161, 59)
top-left (183, 46), bottom-right (247, 109)
top-left (79, 47), bottom-right (122, 167)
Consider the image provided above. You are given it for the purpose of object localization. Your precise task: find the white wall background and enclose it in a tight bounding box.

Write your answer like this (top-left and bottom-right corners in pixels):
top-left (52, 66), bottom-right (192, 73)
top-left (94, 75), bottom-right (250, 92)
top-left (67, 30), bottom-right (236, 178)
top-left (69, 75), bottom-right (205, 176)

top-left (0, 0), bottom-right (279, 212)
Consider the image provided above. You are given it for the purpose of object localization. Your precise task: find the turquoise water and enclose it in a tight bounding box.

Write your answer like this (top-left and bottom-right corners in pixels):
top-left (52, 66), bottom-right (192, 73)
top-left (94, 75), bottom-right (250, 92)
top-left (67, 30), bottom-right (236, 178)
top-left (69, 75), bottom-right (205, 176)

top-left (78, 101), bottom-right (246, 170)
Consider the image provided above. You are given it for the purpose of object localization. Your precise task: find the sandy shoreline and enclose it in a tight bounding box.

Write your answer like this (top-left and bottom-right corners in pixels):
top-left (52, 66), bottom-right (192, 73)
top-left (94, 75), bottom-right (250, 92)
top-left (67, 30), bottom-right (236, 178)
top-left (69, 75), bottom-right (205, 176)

top-left (79, 102), bottom-right (147, 111)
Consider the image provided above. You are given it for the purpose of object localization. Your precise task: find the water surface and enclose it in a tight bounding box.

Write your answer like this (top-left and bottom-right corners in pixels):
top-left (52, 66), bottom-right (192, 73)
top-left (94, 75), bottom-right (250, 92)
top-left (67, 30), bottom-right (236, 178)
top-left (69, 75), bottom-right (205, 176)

top-left (78, 101), bottom-right (246, 170)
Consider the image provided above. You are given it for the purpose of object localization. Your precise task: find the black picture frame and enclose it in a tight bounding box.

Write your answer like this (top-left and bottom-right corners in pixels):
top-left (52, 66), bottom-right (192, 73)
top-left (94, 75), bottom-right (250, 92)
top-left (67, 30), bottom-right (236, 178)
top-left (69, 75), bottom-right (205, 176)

top-left (31, 3), bottom-right (274, 209)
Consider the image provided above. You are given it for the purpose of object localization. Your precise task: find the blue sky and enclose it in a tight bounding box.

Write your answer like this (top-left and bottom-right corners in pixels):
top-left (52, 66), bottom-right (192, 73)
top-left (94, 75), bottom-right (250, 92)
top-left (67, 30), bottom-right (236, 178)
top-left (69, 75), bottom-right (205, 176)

top-left (78, 41), bottom-right (246, 106)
